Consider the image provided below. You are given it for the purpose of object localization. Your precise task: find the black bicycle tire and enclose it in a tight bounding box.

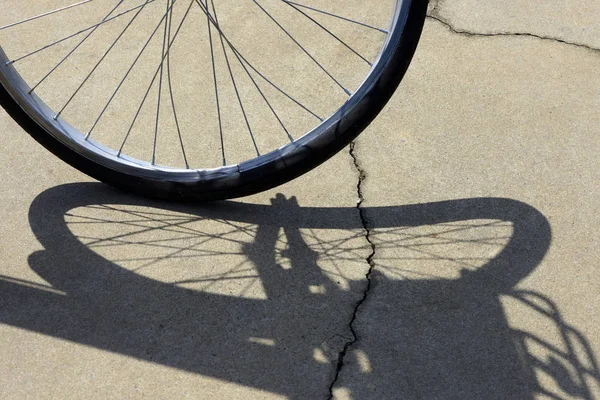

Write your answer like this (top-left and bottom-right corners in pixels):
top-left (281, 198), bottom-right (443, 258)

top-left (0, 0), bottom-right (427, 201)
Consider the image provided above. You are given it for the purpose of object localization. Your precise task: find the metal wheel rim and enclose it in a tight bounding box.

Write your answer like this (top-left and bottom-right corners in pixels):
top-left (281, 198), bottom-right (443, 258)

top-left (0, 0), bottom-right (409, 182)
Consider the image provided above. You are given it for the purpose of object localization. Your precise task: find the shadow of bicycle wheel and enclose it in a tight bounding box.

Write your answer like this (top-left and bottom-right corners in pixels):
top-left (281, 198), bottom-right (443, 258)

top-left (0, 183), bottom-right (597, 399)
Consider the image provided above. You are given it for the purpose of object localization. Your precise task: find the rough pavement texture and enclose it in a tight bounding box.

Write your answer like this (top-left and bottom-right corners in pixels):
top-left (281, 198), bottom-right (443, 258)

top-left (332, 3), bottom-right (600, 399)
top-left (1, 1), bottom-right (599, 399)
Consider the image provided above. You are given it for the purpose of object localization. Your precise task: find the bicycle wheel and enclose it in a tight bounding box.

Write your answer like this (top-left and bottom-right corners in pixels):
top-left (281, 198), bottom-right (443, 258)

top-left (0, 0), bottom-right (426, 201)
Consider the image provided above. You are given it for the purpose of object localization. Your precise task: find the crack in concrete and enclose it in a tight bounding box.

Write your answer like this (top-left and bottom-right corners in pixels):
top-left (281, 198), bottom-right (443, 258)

top-left (327, 141), bottom-right (377, 399)
top-left (427, 14), bottom-right (600, 54)
top-left (324, 7), bottom-right (598, 398)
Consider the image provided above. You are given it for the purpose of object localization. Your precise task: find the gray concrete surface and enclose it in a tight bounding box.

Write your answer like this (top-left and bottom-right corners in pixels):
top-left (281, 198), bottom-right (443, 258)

top-left (1, 1), bottom-right (600, 399)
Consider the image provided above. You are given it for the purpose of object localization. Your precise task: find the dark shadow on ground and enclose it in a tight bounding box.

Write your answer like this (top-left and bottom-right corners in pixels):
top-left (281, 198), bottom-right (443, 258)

top-left (0, 183), bottom-right (597, 399)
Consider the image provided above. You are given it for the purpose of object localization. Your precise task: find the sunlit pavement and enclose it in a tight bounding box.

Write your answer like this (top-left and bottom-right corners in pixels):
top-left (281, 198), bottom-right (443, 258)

top-left (1, 1), bottom-right (599, 398)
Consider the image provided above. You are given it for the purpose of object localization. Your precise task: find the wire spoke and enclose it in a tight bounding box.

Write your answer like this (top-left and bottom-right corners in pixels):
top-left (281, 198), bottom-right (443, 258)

top-left (166, 0), bottom-right (190, 168)
top-left (119, 0), bottom-right (195, 156)
top-left (231, 43), bottom-right (294, 142)
top-left (282, 0), bottom-right (372, 66)
top-left (0, 0), bottom-right (398, 172)
top-left (281, 1), bottom-right (388, 33)
top-left (209, 0), bottom-right (260, 156)
top-left (55, 0), bottom-right (156, 119)
top-left (192, 0), bottom-right (322, 122)
top-left (87, 0), bottom-right (180, 139)
top-left (152, 0), bottom-right (173, 165)
top-left (194, 0), bottom-right (294, 142)
top-left (6, 0), bottom-right (159, 66)
top-left (29, 0), bottom-right (127, 94)
top-left (231, 49), bottom-right (322, 121)
top-left (203, 0), bottom-right (226, 166)
top-left (0, 0), bottom-right (97, 31)
top-left (250, 0), bottom-right (351, 95)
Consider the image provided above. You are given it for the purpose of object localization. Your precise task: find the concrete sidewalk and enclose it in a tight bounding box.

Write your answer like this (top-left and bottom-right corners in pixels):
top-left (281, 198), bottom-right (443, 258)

top-left (1, 1), bottom-right (599, 398)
